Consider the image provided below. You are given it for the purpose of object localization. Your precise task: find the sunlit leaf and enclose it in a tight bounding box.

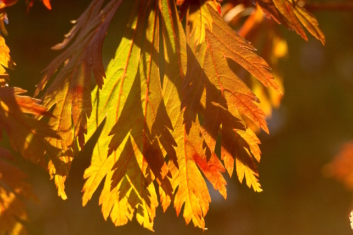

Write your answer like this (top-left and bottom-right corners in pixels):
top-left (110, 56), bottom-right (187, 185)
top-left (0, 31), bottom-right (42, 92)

top-left (237, 5), bottom-right (286, 119)
top-left (256, 0), bottom-right (325, 44)
top-left (0, 36), bottom-right (15, 86)
top-left (35, 0), bottom-right (124, 199)
top-left (0, 87), bottom-right (67, 175)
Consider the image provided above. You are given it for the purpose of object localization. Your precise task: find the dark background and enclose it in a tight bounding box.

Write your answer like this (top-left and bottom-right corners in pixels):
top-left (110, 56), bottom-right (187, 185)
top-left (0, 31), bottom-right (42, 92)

top-left (4, 0), bottom-right (353, 234)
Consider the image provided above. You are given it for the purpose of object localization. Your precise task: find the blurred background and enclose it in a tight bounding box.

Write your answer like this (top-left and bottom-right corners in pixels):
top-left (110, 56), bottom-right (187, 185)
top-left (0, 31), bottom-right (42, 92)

top-left (4, 0), bottom-right (353, 234)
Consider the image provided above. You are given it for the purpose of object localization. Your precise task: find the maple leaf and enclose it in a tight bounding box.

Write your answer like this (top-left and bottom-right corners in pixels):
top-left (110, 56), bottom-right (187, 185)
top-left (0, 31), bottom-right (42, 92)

top-left (0, 36), bottom-right (67, 200)
top-left (0, 87), bottom-right (67, 176)
top-left (182, 1), bottom-right (272, 190)
top-left (255, 0), bottom-right (325, 44)
top-left (178, 0), bottom-right (214, 45)
top-left (235, 5), bottom-right (286, 119)
top-left (78, 0), bottom-right (278, 229)
top-left (0, 149), bottom-right (37, 235)
top-left (82, 0), bottom-right (175, 230)
top-left (34, 0), bottom-right (124, 199)
top-left (161, 1), bottom-right (227, 228)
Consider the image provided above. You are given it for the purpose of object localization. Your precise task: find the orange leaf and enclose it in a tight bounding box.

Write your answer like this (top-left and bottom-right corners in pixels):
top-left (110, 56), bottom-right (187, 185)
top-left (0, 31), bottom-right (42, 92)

top-left (182, 2), bottom-right (266, 192)
top-left (256, 0), bottom-right (325, 44)
top-left (162, 0), bottom-right (227, 228)
top-left (0, 36), bottom-right (15, 86)
top-left (0, 87), bottom-right (67, 175)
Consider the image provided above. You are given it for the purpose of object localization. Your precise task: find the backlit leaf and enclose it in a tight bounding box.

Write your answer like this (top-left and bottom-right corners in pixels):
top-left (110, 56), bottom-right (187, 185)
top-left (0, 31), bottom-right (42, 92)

top-left (82, 0), bottom-right (174, 230)
top-left (46, 0), bottom-right (290, 230)
top-left (0, 87), bottom-right (67, 175)
top-left (182, 2), bottom-right (267, 192)
top-left (237, 5), bottom-right (286, 119)
top-left (0, 35), bottom-right (66, 201)
top-left (162, 0), bottom-right (227, 229)
top-left (0, 36), bottom-right (15, 86)
top-left (256, 0), bottom-right (325, 44)
top-left (35, 0), bottom-right (124, 199)
top-left (183, 0), bottom-right (213, 45)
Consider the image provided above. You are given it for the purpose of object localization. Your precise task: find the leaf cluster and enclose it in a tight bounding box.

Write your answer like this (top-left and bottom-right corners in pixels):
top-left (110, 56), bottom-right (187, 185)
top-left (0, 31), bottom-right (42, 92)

top-left (0, 0), bottom-right (326, 233)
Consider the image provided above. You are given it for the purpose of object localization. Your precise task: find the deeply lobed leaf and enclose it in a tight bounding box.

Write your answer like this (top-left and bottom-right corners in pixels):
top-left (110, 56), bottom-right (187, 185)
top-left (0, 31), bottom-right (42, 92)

top-left (0, 87), bottom-right (67, 175)
top-left (30, 0), bottom-right (303, 231)
top-left (82, 0), bottom-right (166, 230)
top-left (79, 0), bottom-right (277, 230)
top-left (35, 0), bottom-right (124, 199)
top-left (256, 0), bottom-right (325, 44)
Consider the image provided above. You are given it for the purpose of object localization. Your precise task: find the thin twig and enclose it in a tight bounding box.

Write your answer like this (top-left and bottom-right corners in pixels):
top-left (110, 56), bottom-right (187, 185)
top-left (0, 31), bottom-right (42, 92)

top-left (305, 2), bottom-right (353, 11)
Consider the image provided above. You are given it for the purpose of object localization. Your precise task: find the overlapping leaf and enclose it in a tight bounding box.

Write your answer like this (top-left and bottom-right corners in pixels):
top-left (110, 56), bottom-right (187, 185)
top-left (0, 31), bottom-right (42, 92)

top-left (0, 39), bottom-right (65, 190)
top-left (0, 87), bottom-right (67, 174)
top-left (235, 5), bottom-right (286, 118)
top-left (161, 0), bottom-right (228, 228)
top-left (178, 0), bottom-right (213, 45)
top-left (0, 150), bottom-right (37, 235)
top-left (0, 34), bottom-right (66, 234)
top-left (34, 0), bottom-right (124, 199)
top-left (183, 1), bottom-right (274, 192)
top-left (255, 0), bottom-right (325, 44)
top-left (82, 0), bottom-right (173, 230)
top-left (0, 0), bottom-right (322, 232)
top-left (78, 0), bottom-right (280, 230)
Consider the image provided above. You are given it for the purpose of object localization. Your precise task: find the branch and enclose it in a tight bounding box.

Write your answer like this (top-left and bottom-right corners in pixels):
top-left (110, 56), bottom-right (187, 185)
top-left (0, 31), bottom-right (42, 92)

top-left (305, 2), bottom-right (353, 11)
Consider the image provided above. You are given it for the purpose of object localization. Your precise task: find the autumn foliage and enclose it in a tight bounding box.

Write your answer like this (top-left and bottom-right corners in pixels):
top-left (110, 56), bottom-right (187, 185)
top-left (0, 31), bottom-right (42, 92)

top-left (0, 0), bottom-right (329, 234)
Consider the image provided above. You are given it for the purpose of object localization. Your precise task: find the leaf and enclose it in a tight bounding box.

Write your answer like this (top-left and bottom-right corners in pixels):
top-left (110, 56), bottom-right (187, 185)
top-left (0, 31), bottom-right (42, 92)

top-left (173, 115), bottom-right (227, 228)
top-left (0, 36), bottom-right (67, 199)
top-left (35, 0), bottom-right (124, 199)
top-left (181, 0), bottom-right (213, 45)
top-left (256, 0), bottom-right (325, 44)
top-left (181, 2), bottom-right (267, 192)
top-left (185, 3), bottom-right (273, 132)
top-left (82, 0), bottom-right (175, 230)
top-left (0, 36), bottom-right (15, 86)
top-left (0, 150), bottom-right (37, 235)
top-left (80, 0), bottom-right (275, 230)
top-left (0, 87), bottom-right (67, 175)
top-left (237, 5), bottom-right (286, 119)
top-left (161, 0), bottom-right (227, 229)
